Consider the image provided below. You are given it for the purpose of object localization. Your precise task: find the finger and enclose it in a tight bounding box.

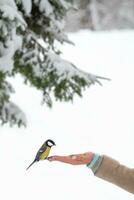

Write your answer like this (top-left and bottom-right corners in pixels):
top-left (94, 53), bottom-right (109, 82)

top-left (48, 155), bottom-right (76, 164)
top-left (47, 156), bottom-right (58, 161)
top-left (48, 156), bottom-right (68, 161)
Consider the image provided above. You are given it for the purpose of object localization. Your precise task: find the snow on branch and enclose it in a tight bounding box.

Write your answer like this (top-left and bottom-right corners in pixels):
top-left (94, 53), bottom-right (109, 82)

top-left (0, 0), bottom-right (26, 73)
top-left (0, 77), bottom-right (26, 126)
top-left (0, 101), bottom-right (27, 127)
top-left (0, 0), bottom-right (110, 127)
top-left (46, 52), bottom-right (109, 85)
top-left (41, 52), bottom-right (110, 107)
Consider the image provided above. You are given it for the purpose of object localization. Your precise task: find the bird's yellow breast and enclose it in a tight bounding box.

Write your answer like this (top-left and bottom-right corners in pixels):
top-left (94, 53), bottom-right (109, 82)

top-left (40, 147), bottom-right (51, 160)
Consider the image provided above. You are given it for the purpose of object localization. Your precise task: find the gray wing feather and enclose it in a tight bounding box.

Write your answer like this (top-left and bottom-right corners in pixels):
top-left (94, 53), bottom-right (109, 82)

top-left (35, 144), bottom-right (47, 161)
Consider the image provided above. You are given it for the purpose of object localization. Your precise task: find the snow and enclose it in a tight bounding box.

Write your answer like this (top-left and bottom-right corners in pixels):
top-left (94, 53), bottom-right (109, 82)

top-left (2, 101), bottom-right (27, 126)
top-left (46, 52), bottom-right (104, 85)
top-left (1, 4), bottom-right (18, 20)
top-left (1, 80), bottom-right (15, 95)
top-left (0, 1), bottom-right (26, 73)
top-left (0, 2), bottom-right (26, 25)
top-left (0, 0), bottom-right (17, 9)
top-left (59, 0), bottom-right (72, 10)
top-left (21, 0), bottom-right (32, 15)
top-left (0, 33), bottom-right (22, 73)
top-left (0, 1), bottom-right (27, 126)
top-left (0, 80), bottom-right (26, 126)
top-left (0, 0), bottom-right (71, 77)
top-left (0, 30), bottom-right (134, 200)
top-left (39, 0), bottom-right (53, 15)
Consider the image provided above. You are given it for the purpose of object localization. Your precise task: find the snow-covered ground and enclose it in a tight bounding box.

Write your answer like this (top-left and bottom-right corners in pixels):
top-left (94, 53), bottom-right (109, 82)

top-left (0, 30), bottom-right (134, 200)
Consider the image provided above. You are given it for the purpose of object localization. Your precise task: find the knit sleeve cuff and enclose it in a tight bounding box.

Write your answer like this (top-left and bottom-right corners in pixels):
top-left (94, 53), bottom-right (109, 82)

top-left (86, 154), bottom-right (103, 174)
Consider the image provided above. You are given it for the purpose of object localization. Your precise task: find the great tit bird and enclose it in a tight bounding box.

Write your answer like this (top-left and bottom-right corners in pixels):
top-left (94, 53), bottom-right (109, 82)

top-left (26, 139), bottom-right (56, 170)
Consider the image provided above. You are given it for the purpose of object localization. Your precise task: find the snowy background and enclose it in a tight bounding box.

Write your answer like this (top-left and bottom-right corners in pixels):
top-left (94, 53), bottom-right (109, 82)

top-left (0, 30), bottom-right (134, 200)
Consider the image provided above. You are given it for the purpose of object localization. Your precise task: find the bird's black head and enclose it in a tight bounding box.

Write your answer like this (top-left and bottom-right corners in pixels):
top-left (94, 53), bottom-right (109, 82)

top-left (46, 139), bottom-right (56, 147)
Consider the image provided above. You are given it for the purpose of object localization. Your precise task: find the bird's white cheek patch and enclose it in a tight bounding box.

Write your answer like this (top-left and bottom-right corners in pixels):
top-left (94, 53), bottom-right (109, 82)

top-left (47, 141), bottom-right (52, 146)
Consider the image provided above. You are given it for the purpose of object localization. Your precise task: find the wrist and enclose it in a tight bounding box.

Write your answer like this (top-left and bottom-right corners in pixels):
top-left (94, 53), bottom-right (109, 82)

top-left (86, 154), bottom-right (103, 174)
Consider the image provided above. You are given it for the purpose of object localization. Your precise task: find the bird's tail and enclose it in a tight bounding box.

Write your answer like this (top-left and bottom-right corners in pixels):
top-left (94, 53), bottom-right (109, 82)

top-left (26, 160), bottom-right (36, 170)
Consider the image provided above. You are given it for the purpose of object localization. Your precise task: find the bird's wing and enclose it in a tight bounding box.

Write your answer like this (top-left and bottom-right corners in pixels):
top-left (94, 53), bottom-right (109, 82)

top-left (35, 145), bottom-right (48, 161)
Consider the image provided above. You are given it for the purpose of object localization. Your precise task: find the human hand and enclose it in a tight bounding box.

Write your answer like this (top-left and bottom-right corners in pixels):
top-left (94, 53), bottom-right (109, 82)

top-left (48, 152), bottom-right (94, 165)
